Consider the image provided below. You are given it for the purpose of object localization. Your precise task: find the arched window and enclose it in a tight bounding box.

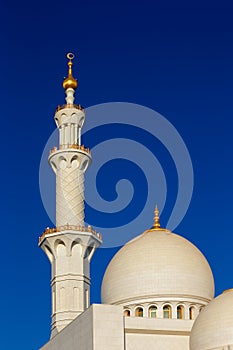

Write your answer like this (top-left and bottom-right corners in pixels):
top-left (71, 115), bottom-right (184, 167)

top-left (124, 309), bottom-right (130, 317)
top-left (135, 307), bottom-right (143, 317)
top-left (148, 306), bottom-right (157, 318)
top-left (189, 307), bottom-right (194, 320)
top-left (163, 305), bottom-right (171, 319)
top-left (177, 305), bottom-right (183, 319)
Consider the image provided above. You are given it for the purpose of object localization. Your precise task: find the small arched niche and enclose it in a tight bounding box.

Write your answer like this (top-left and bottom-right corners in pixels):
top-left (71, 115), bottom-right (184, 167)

top-left (71, 241), bottom-right (82, 257)
top-left (189, 306), bottom-right (195, 320)
top-left (55, 240), bottom-right (66, 257)
top-left (84, 245), bottom-right (95, 260)
top-left (71, 155), bottom-right (79, 168)
top-left (80, 159), bottom-right (89, 171)
top-left (59, 156), bottom-right (67, 170)
top-left (177, 305), bottom-right (184, 319)
top-left (44, 244), bottom-right (54, 263)
top-left (135, 307), bottom-right (143, 317)
top-left (124, 309), bottom-right (130, 317)
top-left (163, 305), bottom-right (172, 319)
top-left (148, 305), bottom-right (157, 318)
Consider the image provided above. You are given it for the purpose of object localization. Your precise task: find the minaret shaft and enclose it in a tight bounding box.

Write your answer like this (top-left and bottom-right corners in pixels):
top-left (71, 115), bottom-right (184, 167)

top-left (56, 166), bottom-right (84, 226)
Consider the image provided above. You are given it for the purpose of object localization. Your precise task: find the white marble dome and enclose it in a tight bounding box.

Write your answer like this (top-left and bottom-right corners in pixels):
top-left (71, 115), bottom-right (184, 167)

top-left (101, 228), bottom-right (214, 305)
top-left (190, 289), bottom-right (233, 350)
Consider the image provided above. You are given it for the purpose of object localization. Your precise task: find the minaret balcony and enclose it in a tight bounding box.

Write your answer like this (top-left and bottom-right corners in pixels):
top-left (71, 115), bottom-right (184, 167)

top-left (55, 103), bottom-right (84, 113)
top-left (39, 225), bottom-right (102, 244)
top-left (50, 144), bottom-right (91, 155)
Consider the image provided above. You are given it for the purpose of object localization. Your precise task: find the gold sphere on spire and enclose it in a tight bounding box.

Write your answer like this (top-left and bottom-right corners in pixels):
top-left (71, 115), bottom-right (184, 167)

top-left (63, 52), bottom-right (78, 91)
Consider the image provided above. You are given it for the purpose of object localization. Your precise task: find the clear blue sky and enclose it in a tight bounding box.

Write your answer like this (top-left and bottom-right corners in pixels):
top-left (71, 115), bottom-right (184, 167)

top-left (1, 0), bottom-right (233, 348)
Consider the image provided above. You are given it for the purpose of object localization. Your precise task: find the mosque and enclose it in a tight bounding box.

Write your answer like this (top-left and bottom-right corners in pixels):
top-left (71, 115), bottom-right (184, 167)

top-left (39, 54), bottom-right (233, 350)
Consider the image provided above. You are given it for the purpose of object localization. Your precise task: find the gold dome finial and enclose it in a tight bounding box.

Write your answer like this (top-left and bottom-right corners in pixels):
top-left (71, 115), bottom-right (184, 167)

top-left (153, 205), bottom-right (161, 229)
top-left (63, 52), bottom-right (78, 91)
top-left (144, 206), bottom-right (170, 234)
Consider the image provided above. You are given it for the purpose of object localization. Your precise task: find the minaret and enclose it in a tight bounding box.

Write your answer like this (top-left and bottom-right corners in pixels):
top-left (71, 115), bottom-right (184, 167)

top-left (39, 53), bottom-right (102, 338)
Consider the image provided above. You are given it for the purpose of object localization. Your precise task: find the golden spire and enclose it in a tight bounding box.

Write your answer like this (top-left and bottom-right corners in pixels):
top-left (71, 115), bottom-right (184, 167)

top-left (63, 53), bottom-right (78, 91)
top-left (144, 206), bottom-right (169, 234)
top-left (153, 205), bottom-right (161, 230)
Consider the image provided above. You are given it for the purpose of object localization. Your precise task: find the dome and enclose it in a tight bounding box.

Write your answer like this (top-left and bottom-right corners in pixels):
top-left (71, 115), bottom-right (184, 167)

top-left (101, 228), bottom-right (214, 305)
top-left (190, 289), bottom-right (233, 349)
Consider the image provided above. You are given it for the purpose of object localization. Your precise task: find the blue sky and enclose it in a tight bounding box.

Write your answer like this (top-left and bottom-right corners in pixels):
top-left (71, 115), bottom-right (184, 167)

top-left (1, 0), bottom-right (233, 348)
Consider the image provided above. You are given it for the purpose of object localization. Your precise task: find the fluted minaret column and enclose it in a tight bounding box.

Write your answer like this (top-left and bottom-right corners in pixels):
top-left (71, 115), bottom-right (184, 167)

top-left (39, 53), bottom-right (102, 338)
